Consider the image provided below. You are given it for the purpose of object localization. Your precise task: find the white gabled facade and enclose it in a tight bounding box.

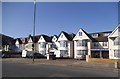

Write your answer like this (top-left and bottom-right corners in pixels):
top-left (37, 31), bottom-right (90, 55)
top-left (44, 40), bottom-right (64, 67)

top-left (11, 24), bottom-right (120, 60)
top-left (25, 36), bottom-right (39, 53)
top-left (57, 32), bottom-right (74, 58)
top-left (50, 35), bottom-right (60, 57)
top-left (73, 28), bottom-right (91, 59)
top-left (25, 37), bottom-right (33, 51)
top-left (108, 24), bottom-right (120, 59)
top-left (37, 35), bottom-right (51, 56)
top-left (38, 36), bottom-right (47, 56)
top-left (15, 38), bottom-right (23, 52)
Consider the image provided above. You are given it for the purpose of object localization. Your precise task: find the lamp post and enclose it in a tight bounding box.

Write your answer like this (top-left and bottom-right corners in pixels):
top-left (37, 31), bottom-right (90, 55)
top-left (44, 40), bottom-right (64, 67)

top-left (32, 0), bottom-right (36, 63)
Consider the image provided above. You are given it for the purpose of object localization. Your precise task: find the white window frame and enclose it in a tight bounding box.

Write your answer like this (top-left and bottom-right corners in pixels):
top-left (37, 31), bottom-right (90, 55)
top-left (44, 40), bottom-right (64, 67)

top-left (39, 42), bottom-right (46, 48)
top-left (102, 42), bottom-right (107, 46)
top-left (77, 50), bottom-right (87, 55)
top-left (60, 41), bottom-right (68, 47)
top-left (79, 32), bottom-right (82, 36)
top-left (104, 33), bottom-right (110, 36)
top-left (114, 37), bottom-right (120, 45)
top-left (77, 40), bottom-right (87, 47)
top-left (114, 50), bottom-right (120, 58)
top-left (93, 42), bottom-right (99, 47)
top-left (91, 33), bottom-right (98, 38)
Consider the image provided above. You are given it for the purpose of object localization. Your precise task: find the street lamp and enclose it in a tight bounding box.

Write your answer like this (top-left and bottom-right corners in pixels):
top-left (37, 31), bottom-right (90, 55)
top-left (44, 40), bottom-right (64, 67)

top-left (32, 0), bottom-right (36, 63)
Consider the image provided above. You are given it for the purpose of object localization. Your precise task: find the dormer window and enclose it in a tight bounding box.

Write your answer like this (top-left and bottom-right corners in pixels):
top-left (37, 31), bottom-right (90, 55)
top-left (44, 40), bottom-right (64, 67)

top-left (79, 32), bottom-right (82, 36)
top-left (104, 33), bottom-right (110, 36)
top-left (91, 33), bottom-right (98, 38)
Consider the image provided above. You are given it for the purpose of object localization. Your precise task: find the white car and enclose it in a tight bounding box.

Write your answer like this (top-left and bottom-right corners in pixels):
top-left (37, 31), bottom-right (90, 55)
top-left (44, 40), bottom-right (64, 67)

top-left (76, 55), bottom-right (86, 60)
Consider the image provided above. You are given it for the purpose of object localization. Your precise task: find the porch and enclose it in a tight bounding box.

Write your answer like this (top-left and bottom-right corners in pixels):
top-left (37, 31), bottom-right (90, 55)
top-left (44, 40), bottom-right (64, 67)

top-left (91, 48), bottom-right (109, 59)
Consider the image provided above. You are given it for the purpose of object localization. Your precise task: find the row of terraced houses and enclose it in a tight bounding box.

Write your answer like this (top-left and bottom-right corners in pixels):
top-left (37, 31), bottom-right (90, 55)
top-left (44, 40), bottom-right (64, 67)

top-left (2, 24), bottom-right (120, 59)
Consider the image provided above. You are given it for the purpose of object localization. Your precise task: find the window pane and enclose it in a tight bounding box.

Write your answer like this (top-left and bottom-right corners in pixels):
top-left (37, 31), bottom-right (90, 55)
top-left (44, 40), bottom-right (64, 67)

top-left (60, 41), bottom-right (68, 47)
top-left (77, 40), bottom-right (87, 47)
top-left (79, 32), bottom-right (82, 36)
top-left (114, 50), bottom-right (120, 58)
top-left (77, 50), bottom-right (87, 55)
top-left (40, 42), bottom-right (46, 48)
top-left (114, 37), bottom-right (120, 45)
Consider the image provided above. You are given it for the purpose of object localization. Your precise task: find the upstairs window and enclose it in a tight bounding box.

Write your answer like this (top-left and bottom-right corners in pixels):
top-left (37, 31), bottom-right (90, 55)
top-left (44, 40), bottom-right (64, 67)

top-left (93, 42), bottom-right (99, 47)
top-left (104, 33), bottom-right (110, 36)
top-left (51, 43), bottom-right (57, 48)
top-left (60, 41), bottom-right (68, 47)
top-left (114, 37), bottom-right (120, 45)
top-left (102, 42), bottom-right (107, 46)
top-left (61, 35), bottom-right (63, 38)
top-left (39, 42), bottom-right (46, 48)
top-left (77, 40), bottom-right (87, 47)
top-left (25, 43), bottom-right (32, 48)
top-left (79, 32), bottom-right (82, 36)
top-left (91, 33), bottom-right (98, 38)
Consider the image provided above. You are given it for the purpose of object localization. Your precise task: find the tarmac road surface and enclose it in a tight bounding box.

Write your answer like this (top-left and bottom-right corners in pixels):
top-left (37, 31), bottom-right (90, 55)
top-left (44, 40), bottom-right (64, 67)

top-left (2, 60), bottom-right (118, 77)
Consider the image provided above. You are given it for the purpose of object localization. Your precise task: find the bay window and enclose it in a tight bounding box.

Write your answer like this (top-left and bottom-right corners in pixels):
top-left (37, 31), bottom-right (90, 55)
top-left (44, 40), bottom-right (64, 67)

top-left (39, 42), bottom-right (46, 48)
top-left (26, 43), bottom-right (32, 48)
top-left (60, 41), bottom-right (68, 47)
top-left (114, 37), bottom-right (120, 45)
top-left (114, 50), bottom-right (120, 58)
top-left (77, 40), bottom-right (87, 47)
top-left (77, 50), bottom-right (87, 55)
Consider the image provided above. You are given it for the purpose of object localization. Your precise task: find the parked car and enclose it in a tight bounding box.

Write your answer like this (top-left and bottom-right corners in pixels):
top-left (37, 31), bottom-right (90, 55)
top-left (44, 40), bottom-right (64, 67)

top-left (26, 51), bottom-right (45, 58)
top-left (76, 55), bottom-right (86, 60)
top-left (0, 53), bottom-right (11, 58)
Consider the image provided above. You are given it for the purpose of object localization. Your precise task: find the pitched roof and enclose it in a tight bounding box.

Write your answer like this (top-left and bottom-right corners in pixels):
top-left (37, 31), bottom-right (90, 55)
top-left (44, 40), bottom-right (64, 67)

top-left (41, 34), bottom-right (52, 42)
top-left (28, 35), bottom-right (41, 43)
top-left (16, 38), bottom-right (22, 44)
top-left (53, 35), bottom-right (58, 39)
top-left (80, 28), bottom-right (94, 40)
top-left (11, 39), bottom-right (16, 45)
top-left (108, 24), bottom-right (120, 38)
top-left (58, 31), bottom-right (75, 41)
top-left (89, 31), bottom-right (112, 42)
top-left (1, 34), bottom-right (14, 45)
top-left (20, 38), bottom-right (28, 44)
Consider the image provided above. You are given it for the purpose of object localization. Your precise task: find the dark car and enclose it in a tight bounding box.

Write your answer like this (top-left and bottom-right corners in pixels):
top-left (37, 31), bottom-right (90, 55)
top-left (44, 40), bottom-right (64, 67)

top-left (26, 51), bottom-right (45, 58)
top-left (1, 53), bottom-right (11, 58)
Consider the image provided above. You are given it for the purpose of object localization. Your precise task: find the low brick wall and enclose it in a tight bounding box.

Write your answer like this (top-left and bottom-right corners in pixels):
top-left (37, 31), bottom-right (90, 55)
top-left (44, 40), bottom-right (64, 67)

top-left (88, 58), bottom-right (120, 64)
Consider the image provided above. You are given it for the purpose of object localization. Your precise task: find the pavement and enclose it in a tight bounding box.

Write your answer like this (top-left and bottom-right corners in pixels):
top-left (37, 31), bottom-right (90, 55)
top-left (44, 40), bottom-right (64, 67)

top-left (2, 58), bottom-right (118, 70)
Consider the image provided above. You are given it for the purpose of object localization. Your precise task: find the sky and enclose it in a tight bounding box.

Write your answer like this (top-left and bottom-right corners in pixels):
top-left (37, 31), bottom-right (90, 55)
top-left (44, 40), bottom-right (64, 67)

top-left (2, 2), bottom-right (118, 38)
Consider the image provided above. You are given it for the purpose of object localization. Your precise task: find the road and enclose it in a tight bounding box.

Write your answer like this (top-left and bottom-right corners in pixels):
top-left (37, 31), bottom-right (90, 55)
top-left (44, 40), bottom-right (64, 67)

top-left (2, 61), bottom-right (118, 77)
